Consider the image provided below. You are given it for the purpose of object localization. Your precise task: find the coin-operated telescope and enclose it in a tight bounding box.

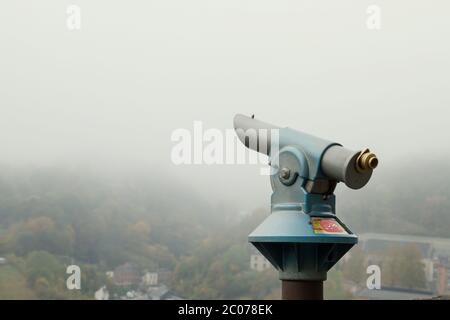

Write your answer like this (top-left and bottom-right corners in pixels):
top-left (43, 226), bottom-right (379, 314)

top-left (234, 114), bottom-right (378, 300)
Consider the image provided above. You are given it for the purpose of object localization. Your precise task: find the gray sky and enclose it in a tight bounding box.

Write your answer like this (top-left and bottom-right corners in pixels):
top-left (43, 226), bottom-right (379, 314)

top-left (0, 1), bottom-right (449, 209)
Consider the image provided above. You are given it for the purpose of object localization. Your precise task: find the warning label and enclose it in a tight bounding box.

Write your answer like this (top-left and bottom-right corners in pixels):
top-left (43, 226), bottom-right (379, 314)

top-left (311, 217), bottom-right (348, 235)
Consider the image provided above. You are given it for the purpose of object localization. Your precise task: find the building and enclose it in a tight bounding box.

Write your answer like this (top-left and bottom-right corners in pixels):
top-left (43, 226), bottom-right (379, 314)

top-left (113, 263), bottom-right (141, 286)
top-left (360, 233), bottom-right (450, 259)
top-left (433, 256), bottom-right (450, 294)
top-left (148, 285), bottom-right (169, 300)
top-left (108, 284), bottom-right (183, 300)
top-left (96, 266), bottom-right (182, 300)
top-left (94, 286), bottom-right (110, 300)
top-left (250, 252), bottom-right (271, 272)
top-left (356, 287), bottom-right (435, 300)
top-left (359, 233), bottom-right (450, 293)
top-left (0, 257), bottom-right (6, 265)
top-left (435, 264), bottom-right (447, 295)
top-left (142, 272), bottom-right (158, 286)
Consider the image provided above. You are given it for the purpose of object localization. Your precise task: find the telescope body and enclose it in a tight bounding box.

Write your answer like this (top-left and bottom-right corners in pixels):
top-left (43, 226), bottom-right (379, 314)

top-left (234, 114), bottom-right (376, 190)
top-left (234, 114), bottom-right (378, 287)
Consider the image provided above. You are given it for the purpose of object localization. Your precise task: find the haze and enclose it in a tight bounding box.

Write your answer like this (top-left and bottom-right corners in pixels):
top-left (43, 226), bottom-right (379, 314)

top-left (1, 0), bottom-right (449, 210)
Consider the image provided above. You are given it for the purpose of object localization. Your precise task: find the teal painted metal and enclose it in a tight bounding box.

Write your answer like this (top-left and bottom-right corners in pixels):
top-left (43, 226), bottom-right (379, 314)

top-left (249, 211), bottom-right (356, 244)
top-left (247, 125), bottom-right (358, 281)
top-left (276, 128), bottom-right (341, 180)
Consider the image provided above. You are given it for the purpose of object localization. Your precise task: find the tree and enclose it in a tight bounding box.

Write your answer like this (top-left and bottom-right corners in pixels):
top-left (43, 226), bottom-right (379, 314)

top-left (342, 247), bottom-right (366, 285)
top-left (25, 251), bottom-right (63, 285)
top-left (325, 269), bottom-right (353, 299)
top-left (382, 244), bottom-right (426, 289)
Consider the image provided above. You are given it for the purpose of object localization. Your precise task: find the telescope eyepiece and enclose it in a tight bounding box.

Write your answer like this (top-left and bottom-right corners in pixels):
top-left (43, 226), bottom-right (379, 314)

top-left (356, 149), bottom-right (379, 172)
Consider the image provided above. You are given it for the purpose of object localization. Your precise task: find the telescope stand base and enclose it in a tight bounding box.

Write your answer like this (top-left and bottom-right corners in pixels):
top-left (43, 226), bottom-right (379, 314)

top-left (281, 280), bottom-right (323, 300)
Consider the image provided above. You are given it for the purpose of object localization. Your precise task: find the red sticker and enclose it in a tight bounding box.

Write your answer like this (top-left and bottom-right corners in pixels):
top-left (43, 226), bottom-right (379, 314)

top-left (311, 218), bottom-right (348, 235)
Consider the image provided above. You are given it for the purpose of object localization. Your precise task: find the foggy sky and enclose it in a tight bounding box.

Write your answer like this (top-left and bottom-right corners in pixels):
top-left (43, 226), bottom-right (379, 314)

top-left (1, 1), bottom-right (449, 210)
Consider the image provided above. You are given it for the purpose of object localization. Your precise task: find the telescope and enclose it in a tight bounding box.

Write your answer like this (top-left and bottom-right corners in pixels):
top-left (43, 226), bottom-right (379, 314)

top-left (234, 114), bottom-right (378, 300)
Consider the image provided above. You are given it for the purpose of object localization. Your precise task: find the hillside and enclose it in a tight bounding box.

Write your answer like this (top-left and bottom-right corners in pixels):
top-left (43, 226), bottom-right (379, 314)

top-left (0, 161), bottom-right (448, 299)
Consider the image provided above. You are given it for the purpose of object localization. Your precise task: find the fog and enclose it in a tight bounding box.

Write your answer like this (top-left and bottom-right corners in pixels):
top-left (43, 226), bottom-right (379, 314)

top-left (1, 0), bottom-right (449, 210)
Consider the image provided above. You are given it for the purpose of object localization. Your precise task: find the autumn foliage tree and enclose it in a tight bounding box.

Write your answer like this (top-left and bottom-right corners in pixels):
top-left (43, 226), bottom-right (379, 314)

top-left (382, 244), bottom-right (426, 289)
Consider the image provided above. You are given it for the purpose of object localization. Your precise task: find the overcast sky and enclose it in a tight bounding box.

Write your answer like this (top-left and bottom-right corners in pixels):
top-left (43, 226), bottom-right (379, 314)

top-left (0, 1), bottom-right (449, 209)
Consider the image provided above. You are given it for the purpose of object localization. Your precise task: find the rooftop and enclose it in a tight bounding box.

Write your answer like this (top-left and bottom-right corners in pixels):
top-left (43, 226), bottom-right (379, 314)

top-left (360, 233), bottom-right (450, 257)
top-left (356, 287), bottom-right (435, 300)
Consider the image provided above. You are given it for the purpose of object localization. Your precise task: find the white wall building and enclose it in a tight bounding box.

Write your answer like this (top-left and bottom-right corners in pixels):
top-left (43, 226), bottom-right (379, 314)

top-left (94, 286), bottom-right (109, 300)
top-left (250, 253), bottom-right (271, 272)
top-left (142, 272), bottom-right (158, 286)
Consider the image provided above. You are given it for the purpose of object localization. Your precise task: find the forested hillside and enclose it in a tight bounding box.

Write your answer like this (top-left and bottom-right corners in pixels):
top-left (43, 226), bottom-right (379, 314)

top-left (338, 159), bottom-right (450, 237)
top-left (0, 167), bottom-right (277, 299)
top-left (0, 160), bottom-right (448, 299)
